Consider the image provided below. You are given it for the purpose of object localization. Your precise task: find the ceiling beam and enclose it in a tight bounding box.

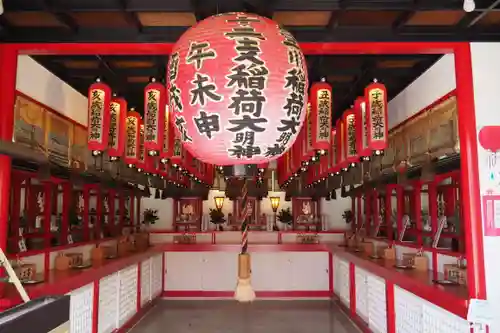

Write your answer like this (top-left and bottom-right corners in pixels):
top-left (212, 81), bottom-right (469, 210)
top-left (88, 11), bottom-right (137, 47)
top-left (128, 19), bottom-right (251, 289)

top-left (4, 25), bottom-right (500, 43)
top-left (96, 55), bottom-right (139, 99)
top-left (43, 0), bottom-right (79, 33)
top-left (119, 0), bottom-right (143, 33)
top-left (243, 0), bottom-right (277, 18)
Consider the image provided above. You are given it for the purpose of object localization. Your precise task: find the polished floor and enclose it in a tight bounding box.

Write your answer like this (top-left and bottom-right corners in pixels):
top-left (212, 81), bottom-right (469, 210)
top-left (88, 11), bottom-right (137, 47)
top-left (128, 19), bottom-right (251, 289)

top-left (129, 300), bottom-right (361, 333)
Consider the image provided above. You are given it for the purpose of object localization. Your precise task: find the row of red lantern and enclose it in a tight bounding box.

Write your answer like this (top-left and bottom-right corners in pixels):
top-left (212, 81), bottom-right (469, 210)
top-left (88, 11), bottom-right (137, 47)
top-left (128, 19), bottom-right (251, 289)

top-left (86, 78), bottom-right (214, 187)
top-left (278, 79), bottom-right (388, 187)
top-left (277, 79), bottom-right (333, 186)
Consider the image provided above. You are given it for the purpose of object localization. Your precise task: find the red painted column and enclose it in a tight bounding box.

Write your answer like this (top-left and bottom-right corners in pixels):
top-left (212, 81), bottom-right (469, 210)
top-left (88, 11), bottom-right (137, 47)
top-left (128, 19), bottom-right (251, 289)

top-left (0, 45), bottom-right (17, 293)
top-left (454, 43), bottom-right (487, 300)
top-left (385, 282), bottom-right (396, 333)
top-left (349, 262), bottom-right (356, 315)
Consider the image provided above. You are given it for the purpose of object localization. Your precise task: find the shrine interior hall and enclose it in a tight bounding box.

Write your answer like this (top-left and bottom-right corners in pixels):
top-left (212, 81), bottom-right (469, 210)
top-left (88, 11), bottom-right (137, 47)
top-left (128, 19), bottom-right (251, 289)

top-left (1, 0), bottom-right (500, 333)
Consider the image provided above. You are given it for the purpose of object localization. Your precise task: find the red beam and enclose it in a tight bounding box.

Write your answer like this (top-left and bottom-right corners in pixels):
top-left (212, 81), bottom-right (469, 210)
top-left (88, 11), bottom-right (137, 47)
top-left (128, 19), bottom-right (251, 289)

top-left (454, 43), bottom-right (487, 300)
top-left (7, 42), bottom-right (459, 56)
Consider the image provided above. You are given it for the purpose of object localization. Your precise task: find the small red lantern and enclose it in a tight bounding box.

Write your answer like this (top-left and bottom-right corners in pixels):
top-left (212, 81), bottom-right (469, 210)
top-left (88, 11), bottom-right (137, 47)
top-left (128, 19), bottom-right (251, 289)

top-left (342, 108), bottom-right (358, 168)
top-left (365, 79), bottom-right (389, 155)
top-left (167, 12), bottom-right (308, 165)
top-left (336, 117), bottom-right (348, 172)
top-left (329, 128), bottom-right (338, 175)
top-left (354, 96), bottom-right (371, 161)
top-left (144, 78), bottom-right (166, 156)
top-left (108, 97), bottom-right (127, 160)
top-left (136, 122), bottom-right (146, 172)
top-left (310, 79), bottom-right (332, 154)
top-left (169, 133), bottom-right (183, 168)
top-left (304, 102), bottom-right (315, 161)
top-left (159, 106), bottom-right (172, 164)
top-left (479, 126), bottom-right (500, 152)
top-left (87, 78), bottom-right (111, 154)
top-left (123, 110), bottom-right (141, 167)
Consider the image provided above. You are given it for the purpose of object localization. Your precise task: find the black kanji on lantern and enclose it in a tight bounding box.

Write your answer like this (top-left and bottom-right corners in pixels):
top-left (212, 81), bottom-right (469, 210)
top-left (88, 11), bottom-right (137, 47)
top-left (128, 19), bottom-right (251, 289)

top-left (169, 52), bottom-right (180, 81)
top-left (265, 144), bottom-right (286, 157)
top-left (228, 89), bottom-right (266, 117)
top-left (126, 118), bottom-right (136, 155)
top-left (233, 38), bottom-right (264, 65)
top-left (227, 64), bottom-right (267, 89)
top-left (277, 131), bottom-right (293, 146)
top-left (190, 73), bottom-right (222, 106)
top-left (370, 90), bottom-right (385, 140)
top-left (283, 92), bottom-right (304, 118)
top-left (169, 84), bottom-right (183, 112)
top-left (228, 145), bottom-right (261, 158)
top-left (318, 90), bottom-right (331, 140)
top-left (194, 111), bottom-right (220, 139)
top-left (279, 28), bottom-right (299, 50)
top-left (228, 115), bottom-right (267, 132)
top-left (288, 49), bottom-right (303, 68)
top-left (233, 131), bottom-right (255, 145)
top-left (225, 17), bottom-right (269, 160)
top-left (347, 117), bottom-right (357, 156)
top-left (278, 117), bottom-right (300, 134)
top-left (186, 41), bottom-right (216, 71)
top-left (226, 15), bottom-right (261, 26)
top-left (174, 115), bottom-right (193, 142)
top-left (225, 27), bottom-right (265, 41)
top-left (109, 103), bottom-right (118, 147)
top-left (145, 90), bottom-right (159, 141)
top-left (89, 90), bottom-right (104, 140)
top-left (285, 69), bottom-right (306, 96)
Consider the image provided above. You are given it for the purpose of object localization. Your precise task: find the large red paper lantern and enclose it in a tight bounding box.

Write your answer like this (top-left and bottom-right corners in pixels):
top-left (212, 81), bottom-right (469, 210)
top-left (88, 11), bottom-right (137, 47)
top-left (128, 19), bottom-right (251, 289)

top-left (123, 110), bottom-right (141, 167)
top-left (108, 97), bottom-right (127, 160)
top-left (87, 78), bottom-right (111, 154)
top-left (144, 78), bottom-right (166, 156)
top-left (310, 79), bottom-right (332, 154)
top-left (365, 79), bottom-right (389, 154)
top-left (167, 12), bottom-right (308, 165)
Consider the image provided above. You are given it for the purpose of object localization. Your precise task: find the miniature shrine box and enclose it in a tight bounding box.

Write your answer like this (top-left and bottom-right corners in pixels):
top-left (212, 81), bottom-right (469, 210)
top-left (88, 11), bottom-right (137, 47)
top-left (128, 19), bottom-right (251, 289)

top-left (403, 253), bottom-right (429, 271)
top-left (444, 264), bottom-right (467, 285)
top-left (13, 262), bottom-right (36, 281)
top-left (65, 253), bottom-right (83, 267)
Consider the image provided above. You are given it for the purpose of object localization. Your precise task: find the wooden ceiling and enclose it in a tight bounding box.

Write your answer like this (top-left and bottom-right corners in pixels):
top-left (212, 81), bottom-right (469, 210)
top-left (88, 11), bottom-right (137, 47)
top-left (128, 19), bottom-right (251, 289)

top-left (5, 0), bottom-right (498, 118)
top-left (1, 0), bottom-right (500, 42)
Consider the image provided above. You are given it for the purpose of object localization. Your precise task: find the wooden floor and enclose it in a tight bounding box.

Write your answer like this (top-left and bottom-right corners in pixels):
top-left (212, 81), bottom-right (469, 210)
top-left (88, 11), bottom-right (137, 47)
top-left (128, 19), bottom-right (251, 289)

top-left (130, 300), bottom-right (361, 333)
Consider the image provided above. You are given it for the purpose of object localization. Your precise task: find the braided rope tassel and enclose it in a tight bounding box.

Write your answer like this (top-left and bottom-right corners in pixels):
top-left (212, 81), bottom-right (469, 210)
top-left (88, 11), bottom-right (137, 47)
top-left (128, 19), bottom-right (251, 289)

top-left (240, 180), bottom-right (249, 254)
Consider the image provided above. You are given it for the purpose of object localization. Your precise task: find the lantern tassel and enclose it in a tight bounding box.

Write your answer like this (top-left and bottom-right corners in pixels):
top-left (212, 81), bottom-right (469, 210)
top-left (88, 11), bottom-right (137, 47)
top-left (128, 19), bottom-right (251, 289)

top-left (235, 180), bottom-right (255, 303)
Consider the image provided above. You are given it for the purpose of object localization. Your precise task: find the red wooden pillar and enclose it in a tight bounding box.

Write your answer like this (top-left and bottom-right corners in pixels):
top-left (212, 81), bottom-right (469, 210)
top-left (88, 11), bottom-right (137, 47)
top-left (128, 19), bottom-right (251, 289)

top-left (61, 183), bottom-right (70, 245)
top-left (356, 194), bottom-right (362, 233)
top-left (96, 186), bottom-right (103, 241)
top-left (454, 44), bottom-right (486, 300)
top-left (136, 194), bottom-right (141, 231)
top-left (0, 45), bottom-right (17, 292)
top-left (396, 187), bottom-right (404, 240)
top-left (130, 195), bottom-right (135, 227)
top-left (365, 190), bottom-right (372, 235)
top-left (351, 195), bottom-right (356, 232)
top-left (385, 186), bottom-right (393, 241)
top-left (83, 185), bottom-right (90, 241)
top-left (413, 184), bottom-right (422, 245)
